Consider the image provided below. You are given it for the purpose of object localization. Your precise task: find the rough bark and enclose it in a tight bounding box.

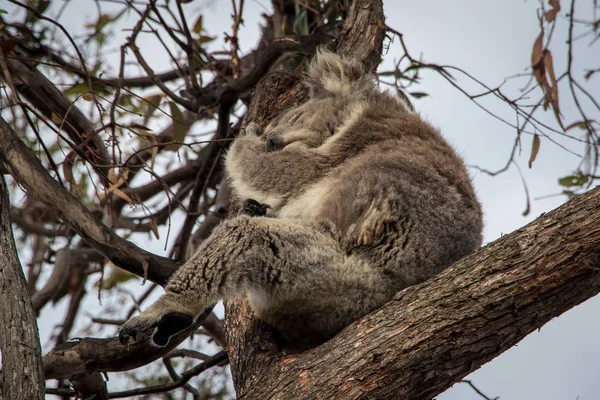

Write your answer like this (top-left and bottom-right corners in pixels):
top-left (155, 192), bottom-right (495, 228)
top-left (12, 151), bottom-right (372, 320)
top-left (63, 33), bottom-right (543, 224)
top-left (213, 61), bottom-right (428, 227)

top-left (0, 174), bottom-right (45, 400)
top-left (224, 179), bottom-right (600, 400)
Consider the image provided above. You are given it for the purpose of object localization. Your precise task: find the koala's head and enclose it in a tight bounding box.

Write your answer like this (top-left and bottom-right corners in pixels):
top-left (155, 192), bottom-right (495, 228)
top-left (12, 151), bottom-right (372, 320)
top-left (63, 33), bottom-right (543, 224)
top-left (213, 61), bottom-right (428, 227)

top-left (262, 50), bottom-right (377, 152)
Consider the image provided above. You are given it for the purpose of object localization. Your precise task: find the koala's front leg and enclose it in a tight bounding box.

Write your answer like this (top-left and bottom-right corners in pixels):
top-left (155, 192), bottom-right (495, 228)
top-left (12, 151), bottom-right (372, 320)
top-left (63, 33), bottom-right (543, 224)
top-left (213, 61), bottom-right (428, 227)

top-left (118, 216), bottom-right (351, 347)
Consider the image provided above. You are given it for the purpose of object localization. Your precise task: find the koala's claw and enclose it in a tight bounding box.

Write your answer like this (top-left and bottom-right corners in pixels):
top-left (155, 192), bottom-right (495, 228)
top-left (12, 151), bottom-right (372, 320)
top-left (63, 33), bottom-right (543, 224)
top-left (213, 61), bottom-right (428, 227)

top-left (242, 198), bottom-right (271, 217)
top-left (118, 312), bottom-right (194, 347)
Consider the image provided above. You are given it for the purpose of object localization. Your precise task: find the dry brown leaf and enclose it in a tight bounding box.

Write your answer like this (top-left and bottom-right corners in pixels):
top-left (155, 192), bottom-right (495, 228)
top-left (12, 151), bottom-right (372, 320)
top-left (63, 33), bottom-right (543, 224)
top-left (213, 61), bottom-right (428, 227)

top-left (51, 112), bottom-right (63, 125)
top-left (62, 154), bottom-right (75, 186)
top-left (565, 120), bottom-right (594, 131)
top-left (150, 218), bottom-right (159, 240)
top-left (531, 31), bottom-right (544, 67)
top-left (543, 50), bottom-right (560, 113)
top-left (108, 168), bottom-right (117, 185)
top-left (531, 32), bottom-right (547, 93)
top-left (528, 134), bottom-right (541, 168)
top-left (82, 92), bottom-right (94, 101)
top-left (545, 0), bottom-right (561, 22)
top-left (112, 188), bottom-right (133, 204)
top-left (99, 170), bottom-right (130, 201)
top-left (127, 123), bottom-right (152, 131)
top-left (1, 36), bottom-right (21, 55)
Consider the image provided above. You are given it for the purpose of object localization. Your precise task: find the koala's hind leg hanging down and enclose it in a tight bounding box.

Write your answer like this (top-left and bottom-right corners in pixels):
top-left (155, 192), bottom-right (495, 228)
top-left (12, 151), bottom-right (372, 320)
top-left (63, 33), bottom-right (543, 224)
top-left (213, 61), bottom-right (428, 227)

top-left (118, 216), bottom-right (391, 348)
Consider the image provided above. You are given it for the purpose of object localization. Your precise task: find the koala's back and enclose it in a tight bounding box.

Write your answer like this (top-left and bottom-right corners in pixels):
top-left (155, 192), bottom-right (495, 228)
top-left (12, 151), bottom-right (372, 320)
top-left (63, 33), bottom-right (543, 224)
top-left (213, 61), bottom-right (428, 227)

top-left (277, 95), bottom-right (482, 288)
top-left (226, 51), bottom-right (482, 348)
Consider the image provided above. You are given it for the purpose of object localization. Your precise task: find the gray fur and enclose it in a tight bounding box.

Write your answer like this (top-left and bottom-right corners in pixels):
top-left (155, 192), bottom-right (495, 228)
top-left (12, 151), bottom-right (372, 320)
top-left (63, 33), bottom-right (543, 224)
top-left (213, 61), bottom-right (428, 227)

top-left (118, 50), bottom-right (483, 350)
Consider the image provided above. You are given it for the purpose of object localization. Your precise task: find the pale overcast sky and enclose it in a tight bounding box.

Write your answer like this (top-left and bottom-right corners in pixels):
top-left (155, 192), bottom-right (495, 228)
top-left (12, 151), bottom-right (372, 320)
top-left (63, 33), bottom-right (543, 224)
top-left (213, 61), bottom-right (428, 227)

top-left (4, 0), bottom-right (600, 399)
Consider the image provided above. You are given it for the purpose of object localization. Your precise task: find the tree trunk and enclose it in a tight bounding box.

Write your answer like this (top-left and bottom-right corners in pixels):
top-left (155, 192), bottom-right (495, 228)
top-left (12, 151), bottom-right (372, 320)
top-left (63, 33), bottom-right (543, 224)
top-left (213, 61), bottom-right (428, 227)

top-left (0, 174), bottom-right (45, 400)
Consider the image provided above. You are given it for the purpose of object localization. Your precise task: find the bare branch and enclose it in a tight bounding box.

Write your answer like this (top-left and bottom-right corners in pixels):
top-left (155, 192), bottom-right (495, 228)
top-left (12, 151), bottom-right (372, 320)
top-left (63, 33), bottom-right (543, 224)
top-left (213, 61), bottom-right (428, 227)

top-left (43, 307), bottom-right (217, 380)
top-left (0, 116), bottom-right (180, 285)
top-left (108, 351), bottom-right (227, 398)
top-left (0, 34), bottom-right (112, 184)
top-left (460, 380), bottom-right (499, 400)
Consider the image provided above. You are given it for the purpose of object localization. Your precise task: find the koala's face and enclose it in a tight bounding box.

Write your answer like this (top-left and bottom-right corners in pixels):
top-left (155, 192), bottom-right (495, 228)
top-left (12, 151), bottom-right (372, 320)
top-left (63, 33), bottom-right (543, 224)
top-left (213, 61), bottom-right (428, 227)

top-left (262, 98), bottom-right (344, 152)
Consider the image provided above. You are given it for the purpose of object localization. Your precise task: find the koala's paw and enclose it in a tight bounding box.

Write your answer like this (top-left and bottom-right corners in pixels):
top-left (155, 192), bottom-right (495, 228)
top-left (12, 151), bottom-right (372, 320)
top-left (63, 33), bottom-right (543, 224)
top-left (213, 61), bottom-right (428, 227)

top-left (242, 198), bottom-right (271, 217)
top-left (118, 312), bottom-right (194, 347)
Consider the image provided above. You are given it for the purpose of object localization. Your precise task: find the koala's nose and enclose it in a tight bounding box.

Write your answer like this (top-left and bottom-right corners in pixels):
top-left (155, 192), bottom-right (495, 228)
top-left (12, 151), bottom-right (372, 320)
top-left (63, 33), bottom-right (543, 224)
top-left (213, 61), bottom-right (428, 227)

top-left (266, 135), bottom-right (285, 152)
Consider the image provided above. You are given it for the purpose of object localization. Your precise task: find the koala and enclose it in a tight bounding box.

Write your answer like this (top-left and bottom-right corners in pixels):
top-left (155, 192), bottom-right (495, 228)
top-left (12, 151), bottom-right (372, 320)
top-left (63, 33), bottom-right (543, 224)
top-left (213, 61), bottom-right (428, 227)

top-left (118, 50), bottom-right (483, 350)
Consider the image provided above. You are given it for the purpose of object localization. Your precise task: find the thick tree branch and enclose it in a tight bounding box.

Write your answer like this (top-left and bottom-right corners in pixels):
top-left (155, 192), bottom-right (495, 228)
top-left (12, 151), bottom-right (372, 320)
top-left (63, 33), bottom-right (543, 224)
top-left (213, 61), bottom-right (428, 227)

top-left (0, 116), bottom-right (180, 285)
top-left (225, 182), bottom-right (600, 400)
top-left (0, 175), bottom-right (45, 399)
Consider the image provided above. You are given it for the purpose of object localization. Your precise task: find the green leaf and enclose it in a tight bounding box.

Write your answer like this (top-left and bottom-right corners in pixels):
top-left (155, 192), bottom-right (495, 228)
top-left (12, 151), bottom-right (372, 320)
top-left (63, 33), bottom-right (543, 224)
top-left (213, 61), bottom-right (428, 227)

top-left (198, 35), bottom-right (216, 44)
top-left (127, 123), bottom-right (152, 131)
top-left (378, 69), bottom-right (403, 79)
top-left (85, 11), bottom-right (124, 32)
top-left (293, 3), bottom-right (309, 35)
top-left (97, 14), bottom-right (112, 30)
top-left (25, 0), bottom-right (50, 21)
top-left (193, 15), bottom-right (204, 34)
top-left (0, 9), bottom-right (8, 14)
top-left (168, 101), bottom-right (186, 151)
top-left (65, 82), bottom-right (111, 97)
top-left (91, 62), bottom-right (103, 76)
top-left (143, 94), bottom-right (162, 121)
top-left (558, 171), bottom-right (589, 188)
top-left (409, 92), bottom-right (429, 99)
top-left (198, 144), bottom-right (211, 157)
top-left (403, 64), bottom-right (424, 74)
top-left (98, 267), bottom-right (138, 289)
top-left (94, 31), bottom-right (107, 46)
top-left (35, 0), bottom-right (50, 14)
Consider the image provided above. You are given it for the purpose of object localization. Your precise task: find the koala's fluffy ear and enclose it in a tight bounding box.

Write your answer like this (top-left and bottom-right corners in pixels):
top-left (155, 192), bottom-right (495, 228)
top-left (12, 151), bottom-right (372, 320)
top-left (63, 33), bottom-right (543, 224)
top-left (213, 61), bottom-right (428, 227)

top-left (305, 49), bottom-right (375, 98)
